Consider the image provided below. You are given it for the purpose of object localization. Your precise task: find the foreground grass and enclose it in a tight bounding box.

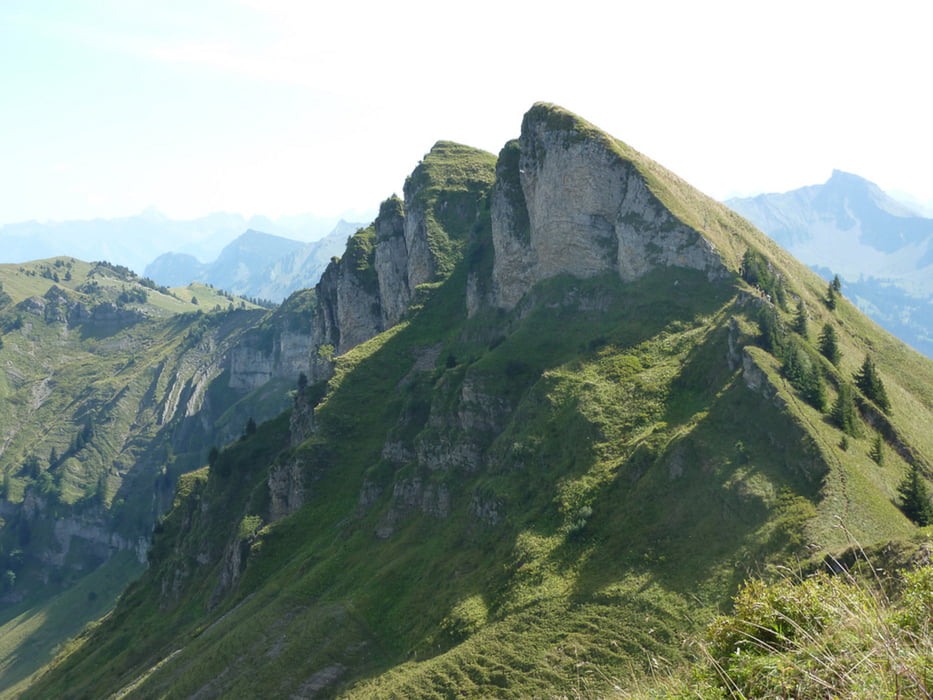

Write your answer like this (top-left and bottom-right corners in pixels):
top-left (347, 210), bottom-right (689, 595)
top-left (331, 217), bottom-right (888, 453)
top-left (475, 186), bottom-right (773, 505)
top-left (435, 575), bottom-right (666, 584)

top-left (625, 545), bottom-right (933, 699)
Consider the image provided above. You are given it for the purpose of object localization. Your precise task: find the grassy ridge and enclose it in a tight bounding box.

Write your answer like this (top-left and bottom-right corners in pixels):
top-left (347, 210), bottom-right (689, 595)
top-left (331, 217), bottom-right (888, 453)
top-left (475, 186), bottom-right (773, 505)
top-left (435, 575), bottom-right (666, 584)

top-left (21, 107), bottom-right (933, 698)
top-left (30, 260), bottom-right (927, 697)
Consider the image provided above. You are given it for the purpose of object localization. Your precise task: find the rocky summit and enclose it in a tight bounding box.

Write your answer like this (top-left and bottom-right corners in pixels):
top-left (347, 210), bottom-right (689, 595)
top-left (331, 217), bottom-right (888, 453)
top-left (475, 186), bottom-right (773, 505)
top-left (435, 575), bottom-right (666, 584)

top-left (20, 104), bottom-right (933, 699)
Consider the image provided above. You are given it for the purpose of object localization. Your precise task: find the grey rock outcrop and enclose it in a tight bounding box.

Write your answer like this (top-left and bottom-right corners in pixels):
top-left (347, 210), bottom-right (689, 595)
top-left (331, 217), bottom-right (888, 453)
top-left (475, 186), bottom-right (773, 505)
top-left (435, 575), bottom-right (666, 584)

top-left (268, 458), bottom-right (306, 522)
top-left (307, 250), bottom-right (382, 383)
top-left (491, 104), bottom-right (728, 309)
top-left (373, 197), bottom-right (411, 327)
top-left (306, 142), bottom-right (496, 382)
top-left (228, 329), bottom-right (311, 391)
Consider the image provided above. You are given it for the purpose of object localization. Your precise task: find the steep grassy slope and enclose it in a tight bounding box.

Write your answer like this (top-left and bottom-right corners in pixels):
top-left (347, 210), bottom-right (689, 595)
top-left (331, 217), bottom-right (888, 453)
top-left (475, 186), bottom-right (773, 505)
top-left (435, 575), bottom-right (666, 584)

top-left (24, 106), bottom-right (933, 699)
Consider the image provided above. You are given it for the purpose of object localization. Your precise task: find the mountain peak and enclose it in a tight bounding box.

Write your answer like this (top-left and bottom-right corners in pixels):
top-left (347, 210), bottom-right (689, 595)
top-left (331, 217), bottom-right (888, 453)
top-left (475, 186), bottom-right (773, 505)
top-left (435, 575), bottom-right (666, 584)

top-left (825, 169), bottom-right (881, 195)
top-left (491, 103), bottom-right (760, 308)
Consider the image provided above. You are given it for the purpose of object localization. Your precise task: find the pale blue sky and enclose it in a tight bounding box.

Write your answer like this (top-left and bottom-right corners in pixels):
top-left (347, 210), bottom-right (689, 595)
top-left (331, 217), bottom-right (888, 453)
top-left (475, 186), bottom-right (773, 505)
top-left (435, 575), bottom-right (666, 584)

top-left (1, 0), bottom-right (929, 224)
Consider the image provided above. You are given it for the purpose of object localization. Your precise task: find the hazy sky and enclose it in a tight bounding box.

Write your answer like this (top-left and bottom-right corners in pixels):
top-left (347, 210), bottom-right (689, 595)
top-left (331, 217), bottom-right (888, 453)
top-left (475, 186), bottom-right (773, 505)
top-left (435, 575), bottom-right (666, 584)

top-left (1, 0), bottom-right (929, 225)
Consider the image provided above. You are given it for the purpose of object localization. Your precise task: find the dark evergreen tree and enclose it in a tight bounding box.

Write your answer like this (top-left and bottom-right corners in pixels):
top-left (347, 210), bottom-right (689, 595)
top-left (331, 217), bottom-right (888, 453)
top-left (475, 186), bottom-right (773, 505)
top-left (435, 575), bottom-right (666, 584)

top-left (208, 446), bottom-right (220, 467)
top-left (297, 372), bottom-right (308, 391)
top-left (832, 274), bottom-right (842, 292)
top-left (782, 344), bottom-right (825, 410)
top-left (854, 355), bottom-right (890, 413)
top-left (831, 383), bottom-right (860, 436)
top-left (245, 417), bottom-right (257, 436)
top-left (94, 475), bottom-right (108, 506)
top-left (793, 299), bottom-right (808, 337)
top-left (825, 282), bottom-right (837, 310)
top-left (781, 345), bottom-right (805, 386)
top-left (818, 323), bottom-right (841, 366)
top-left (758, 307), bottom-right (784, 356)
top-left (800, 364), bottom-right (826, 411)
top-left (897, 464), bottom-right (933, 526)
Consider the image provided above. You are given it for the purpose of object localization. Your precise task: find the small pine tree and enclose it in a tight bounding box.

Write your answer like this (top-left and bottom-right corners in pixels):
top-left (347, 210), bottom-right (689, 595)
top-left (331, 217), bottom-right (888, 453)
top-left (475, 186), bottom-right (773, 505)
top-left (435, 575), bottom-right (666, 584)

top-left (781, 345), bottom-right (825, 410)
top-left (832, 274), bottom-right (842, 292)
top-left (826, 283), bottom-right (837, 310)
top-left (297, 372), bottom-right (308, 391)
top-left (831, 383), bottom-right (860, 436)
top-left (245, 417), bottom-right (257, 436)
top-left (208, 446), bottom-right (220, 467)
top-left (870, 433), bottom-right (884, 465)
top-left (818, 323), bottom-right (841, 366)
top-left (854, 355), bottom-right (890, 413)
top-left (801, 363), bottom-right (826, 411)
top-left (897, 464), bottom-right (933, 526)
top-left (793, 299), bottom-right (808, 337)
top-left (781, 346), bottom-right (805, 386)
top-left (758, 307), bottom-right (784, 356)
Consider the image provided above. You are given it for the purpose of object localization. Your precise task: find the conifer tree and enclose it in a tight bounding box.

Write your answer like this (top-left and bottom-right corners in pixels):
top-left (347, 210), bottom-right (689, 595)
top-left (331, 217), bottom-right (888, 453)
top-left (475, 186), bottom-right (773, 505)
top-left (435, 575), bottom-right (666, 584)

top-left (825, 282), bottom-right (837, 310)
top-left (793, 299), bottom-right (808, 337)
top-left (854, 355), bottom-right (890, 413)
top-left (831, 383), bottom-right (860, 436)
top-left (781, 345), bottom-right (805, 386)
top-left (758, 307), bottom-right (784, 356)
top-left (818, 323), bottom-right (841, 366)
top-left (781, 345), bottom-right (825, 410)
top-left (897, 464), bottom-right (933, 526)
top-left (801, 364), bottom-right (826, 411)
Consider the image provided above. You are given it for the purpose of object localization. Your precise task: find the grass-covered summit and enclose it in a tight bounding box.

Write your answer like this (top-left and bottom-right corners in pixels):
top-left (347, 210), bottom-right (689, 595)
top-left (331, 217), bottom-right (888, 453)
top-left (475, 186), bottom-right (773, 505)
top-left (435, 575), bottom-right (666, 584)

top-left (23, 104), bottom-right (933, 699)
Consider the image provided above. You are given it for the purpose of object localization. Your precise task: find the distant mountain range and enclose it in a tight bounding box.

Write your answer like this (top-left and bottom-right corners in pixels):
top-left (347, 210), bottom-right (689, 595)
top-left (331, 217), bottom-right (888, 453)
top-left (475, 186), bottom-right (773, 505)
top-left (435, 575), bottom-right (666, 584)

top-left (144, 220), bottom-right (362, 302)
top-left (0, 209), bottom-right (375, 278)
top-left (727, 170), bottom-right (933, 357)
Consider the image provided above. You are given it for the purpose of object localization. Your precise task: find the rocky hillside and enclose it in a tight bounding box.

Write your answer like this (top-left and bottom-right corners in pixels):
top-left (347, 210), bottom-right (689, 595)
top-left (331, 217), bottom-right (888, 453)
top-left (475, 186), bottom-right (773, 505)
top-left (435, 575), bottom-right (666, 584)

top-left (24, 104), bottom-right (933, 699)
top-left (728, 171), bottom-right (933, 357)
top-left (0, 260), bottom-right (315, 695)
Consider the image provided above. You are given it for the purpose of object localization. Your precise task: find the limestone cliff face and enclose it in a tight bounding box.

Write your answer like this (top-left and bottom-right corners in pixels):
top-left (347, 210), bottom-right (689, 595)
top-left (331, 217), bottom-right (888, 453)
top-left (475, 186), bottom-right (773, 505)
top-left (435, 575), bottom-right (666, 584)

top-left (400, 198), bottom-right (437, 293)
top-left (373, 197), bottom-right (411, 328)
top-left (228, 329), bottom-right (311, 391)
top-left (491, 104), bottom-right (729, 309)
top-left (307, 238), bottom-right (383, 383)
